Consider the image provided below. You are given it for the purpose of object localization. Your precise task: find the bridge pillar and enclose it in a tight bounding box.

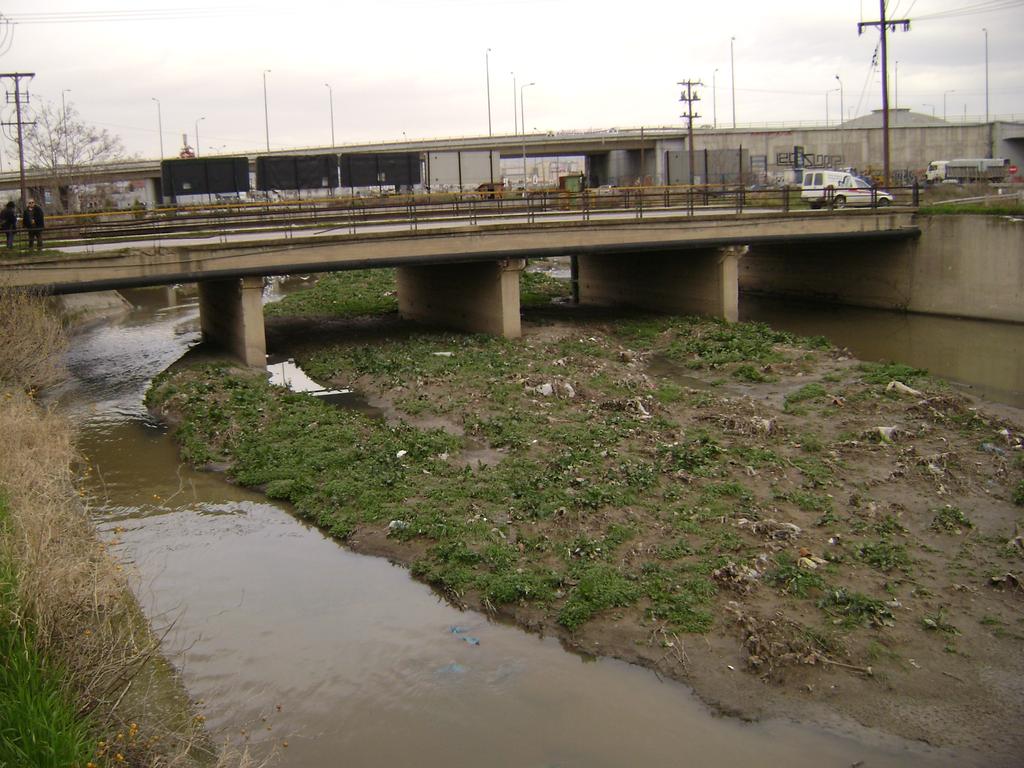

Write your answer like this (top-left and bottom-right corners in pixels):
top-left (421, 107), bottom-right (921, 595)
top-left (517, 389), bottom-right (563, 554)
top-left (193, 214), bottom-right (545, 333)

top-left (577, 247), bottom-right (740, 322)
top-left (197, 276), bottom-right (267, 367)
top-left (397, 258), bottom-right (526, 337)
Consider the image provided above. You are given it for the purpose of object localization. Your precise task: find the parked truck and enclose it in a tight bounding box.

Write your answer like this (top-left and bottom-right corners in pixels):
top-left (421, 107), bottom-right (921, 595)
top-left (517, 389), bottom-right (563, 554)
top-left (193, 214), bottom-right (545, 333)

top-left (925, 158), bottom-right (1010, 184)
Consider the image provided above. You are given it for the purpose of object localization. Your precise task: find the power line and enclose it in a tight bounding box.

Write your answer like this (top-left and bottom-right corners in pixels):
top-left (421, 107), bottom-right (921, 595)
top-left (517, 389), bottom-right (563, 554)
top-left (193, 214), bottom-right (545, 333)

top-left (914, 0), bottom-right (1024, 20)
top-left (6, 7), bottom-right (259, 24)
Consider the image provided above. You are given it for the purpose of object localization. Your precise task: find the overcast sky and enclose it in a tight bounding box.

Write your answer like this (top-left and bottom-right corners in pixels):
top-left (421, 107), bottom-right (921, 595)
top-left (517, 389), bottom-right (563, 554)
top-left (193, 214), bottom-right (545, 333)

top-left (2, 0), bottom-right (1022, 160)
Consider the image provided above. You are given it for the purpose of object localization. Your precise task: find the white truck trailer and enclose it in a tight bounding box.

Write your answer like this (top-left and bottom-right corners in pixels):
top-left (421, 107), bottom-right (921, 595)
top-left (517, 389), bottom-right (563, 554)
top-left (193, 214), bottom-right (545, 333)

top-left (424, 151), bottom-right (500, 191)
top-left (925, 158), bottom-right (1010, 183)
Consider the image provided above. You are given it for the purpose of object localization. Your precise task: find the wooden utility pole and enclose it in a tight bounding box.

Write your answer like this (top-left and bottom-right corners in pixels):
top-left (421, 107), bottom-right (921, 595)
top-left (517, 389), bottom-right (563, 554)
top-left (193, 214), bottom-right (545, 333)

top-left (858, 2), bottom-right (909, 187)
top-left (1, 72), bottom-right (35, 206)
top-left (678, 80), bottom-right (702, 186)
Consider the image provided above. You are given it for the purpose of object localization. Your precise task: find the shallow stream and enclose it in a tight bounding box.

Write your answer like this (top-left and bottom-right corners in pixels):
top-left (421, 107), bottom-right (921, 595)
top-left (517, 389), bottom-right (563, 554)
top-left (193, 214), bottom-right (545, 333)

top-left (58, 281), bottom-right (998, 766)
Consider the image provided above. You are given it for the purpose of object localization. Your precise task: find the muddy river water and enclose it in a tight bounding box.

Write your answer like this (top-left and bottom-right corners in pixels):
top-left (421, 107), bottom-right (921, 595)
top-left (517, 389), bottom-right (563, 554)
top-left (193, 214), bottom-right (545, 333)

top-left (59, 282), bottom-right (1011, 766)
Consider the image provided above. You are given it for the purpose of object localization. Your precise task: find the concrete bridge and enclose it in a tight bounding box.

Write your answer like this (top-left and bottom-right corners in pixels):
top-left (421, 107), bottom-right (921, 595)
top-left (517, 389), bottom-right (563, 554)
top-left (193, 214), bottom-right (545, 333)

top-left (3, 209), bottom-right (920, 367)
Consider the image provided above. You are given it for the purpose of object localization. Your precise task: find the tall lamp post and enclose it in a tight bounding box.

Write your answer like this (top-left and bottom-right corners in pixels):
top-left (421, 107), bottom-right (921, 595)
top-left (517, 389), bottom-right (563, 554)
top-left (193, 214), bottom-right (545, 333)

top-left (194, 117), bottom-right (205, 158)
top-left (485, 48), bottom-right (493, 136)
top-left (511, 72), bottom-right (517, 134)
top-left (834, 75), bottom-right (844, 126)
top-left (982, 28), bottom-right (989, 124)
top-left (730, 36), bottom-right (737, 129)
top-left (60, 89), bottom-right (71, 163)
top-left (151, 98), bottom-right (164, 159)
top-left (712, 68), bottom-right (718, 129)
top-left (520, 81), bottom-right (535, 188)
top-left (262, 69), bottom-right (271, 151)
top-left (324, 82), bottom-right (335, 147)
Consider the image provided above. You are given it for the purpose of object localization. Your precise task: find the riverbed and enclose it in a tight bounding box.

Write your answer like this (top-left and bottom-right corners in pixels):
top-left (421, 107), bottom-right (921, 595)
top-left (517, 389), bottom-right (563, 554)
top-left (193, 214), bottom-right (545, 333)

top-left (59, 280), bottom-right (1000, 766)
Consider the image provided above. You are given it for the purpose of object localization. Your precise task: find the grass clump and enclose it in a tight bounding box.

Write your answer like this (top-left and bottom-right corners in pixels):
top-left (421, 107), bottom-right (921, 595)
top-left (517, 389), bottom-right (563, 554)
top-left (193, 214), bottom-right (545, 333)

top-left (1012, 481), bottom-right (1024, 506)
top-left (558, 563), bottom-right (642, 631)
top-left (783, 383), bottom-right (829, 413)
top-left (766, 552), bottom-right (826, 597)
top-left (858, 361), bottom-right (928, 387)
top-left (854, 539), bottom-right (912, 572)
top-left (818, 588), bottom-right (895, 628)
top-left (930, 505), bottom-right (974, 534)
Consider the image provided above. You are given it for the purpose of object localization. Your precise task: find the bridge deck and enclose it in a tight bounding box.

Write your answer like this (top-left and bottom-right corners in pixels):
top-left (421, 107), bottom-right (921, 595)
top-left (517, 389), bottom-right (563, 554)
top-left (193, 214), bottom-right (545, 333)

top-left (3, 209), bottom-right (918, 295)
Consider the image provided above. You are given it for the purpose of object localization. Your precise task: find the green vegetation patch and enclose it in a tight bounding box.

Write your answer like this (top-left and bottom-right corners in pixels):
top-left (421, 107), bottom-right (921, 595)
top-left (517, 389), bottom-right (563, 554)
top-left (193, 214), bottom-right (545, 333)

top-left (818, 588), bottom-right (895, 628)
top-left (0, 497), bottom-right (96, 768)
top-left (858, 361), bottom-right (929, 387)
top-left (930, 505), bottom-right (974, 534)
top-left (265, 268), bottom-right (399, 318)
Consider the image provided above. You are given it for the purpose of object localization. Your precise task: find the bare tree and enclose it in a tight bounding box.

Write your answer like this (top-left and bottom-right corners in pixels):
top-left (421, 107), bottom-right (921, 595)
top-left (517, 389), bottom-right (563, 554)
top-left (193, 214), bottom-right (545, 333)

top-left (24, 99), bottom-right (126, 212)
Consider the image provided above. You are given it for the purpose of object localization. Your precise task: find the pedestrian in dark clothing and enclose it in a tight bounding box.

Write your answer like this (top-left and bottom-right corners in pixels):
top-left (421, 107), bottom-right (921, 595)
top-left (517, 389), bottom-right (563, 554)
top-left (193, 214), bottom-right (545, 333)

top-left (1, 201), bottom-right (15, 248)
top-left (23, 199), bottom-right (44, 250)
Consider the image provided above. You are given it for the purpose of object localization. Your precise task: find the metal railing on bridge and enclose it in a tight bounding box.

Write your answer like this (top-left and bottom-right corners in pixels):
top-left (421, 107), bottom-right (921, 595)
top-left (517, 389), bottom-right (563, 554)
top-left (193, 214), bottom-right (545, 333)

top-left (3, 183), bottom-right (921, 252)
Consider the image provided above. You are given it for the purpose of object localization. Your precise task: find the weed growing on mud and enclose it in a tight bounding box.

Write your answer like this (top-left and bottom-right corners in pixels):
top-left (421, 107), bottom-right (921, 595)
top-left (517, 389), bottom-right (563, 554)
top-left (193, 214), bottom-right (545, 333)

top-left (766, 552), bottom-right (826, 597)
top-left (930, 505), bottom-right (974, 534)
top-left (818, 589), bottom-right (895, 628)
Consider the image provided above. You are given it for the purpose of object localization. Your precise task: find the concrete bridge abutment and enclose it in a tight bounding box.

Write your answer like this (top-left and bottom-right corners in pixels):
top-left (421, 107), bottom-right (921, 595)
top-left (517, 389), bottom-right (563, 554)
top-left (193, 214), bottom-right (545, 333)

top-left (197, 276), bottom-right (267, 367)
top-left (576, 247), bottom-right (740, 322)
top-left (396, 258), bottom-right (527, 337)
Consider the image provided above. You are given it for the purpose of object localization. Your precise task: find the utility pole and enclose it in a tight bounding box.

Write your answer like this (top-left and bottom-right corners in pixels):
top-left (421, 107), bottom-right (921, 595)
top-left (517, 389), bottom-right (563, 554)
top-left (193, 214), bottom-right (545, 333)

top-left (1, 72), bottom-right (35, 206)
top-left (678, 79), bottom-right (702, 186)
top-left (858, 1), bottom-right (910, 187)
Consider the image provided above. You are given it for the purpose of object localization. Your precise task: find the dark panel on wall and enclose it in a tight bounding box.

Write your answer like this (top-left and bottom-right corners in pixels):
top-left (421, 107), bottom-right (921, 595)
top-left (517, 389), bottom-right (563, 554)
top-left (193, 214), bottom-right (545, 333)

top-left (161, 157), bottom-right (250, 197)
top-left (339, 152), bottom-right (421, 187)
top-left (340, 154), bottom-right (380, 187)
top-left (256, 154), bottom-right (339, 190)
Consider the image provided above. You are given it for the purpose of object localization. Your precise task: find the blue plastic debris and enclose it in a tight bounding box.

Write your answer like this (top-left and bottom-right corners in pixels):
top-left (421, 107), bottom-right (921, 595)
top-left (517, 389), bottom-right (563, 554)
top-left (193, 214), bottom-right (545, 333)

top-left (436, 663), bottom-right (466, 675)
top-left (462, 636), bottom-right (480, 646)
top-left (449, 625), bottom-right (468, 635)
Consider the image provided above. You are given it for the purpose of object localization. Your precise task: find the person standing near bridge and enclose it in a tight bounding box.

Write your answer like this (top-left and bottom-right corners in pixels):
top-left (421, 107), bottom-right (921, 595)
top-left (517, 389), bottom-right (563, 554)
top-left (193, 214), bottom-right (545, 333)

top-left (22, 199), bottom-right (44, 250)
top-left (1, 201), bottom-right (16, 248)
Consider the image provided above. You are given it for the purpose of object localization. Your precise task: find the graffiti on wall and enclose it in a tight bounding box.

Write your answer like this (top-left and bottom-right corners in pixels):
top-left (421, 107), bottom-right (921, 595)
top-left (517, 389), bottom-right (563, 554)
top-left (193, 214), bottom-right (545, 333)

top-left (776, 149), bottom-right (843, 169)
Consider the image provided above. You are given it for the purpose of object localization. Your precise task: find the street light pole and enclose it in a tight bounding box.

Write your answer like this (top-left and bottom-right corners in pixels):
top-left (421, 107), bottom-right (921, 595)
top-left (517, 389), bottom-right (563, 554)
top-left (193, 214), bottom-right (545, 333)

top-left (485, 48), bottom-right (493, 136)
top-left (983, 28), bottom-right (989, 124)
top-left (324, 82), bottom-right (335, 147)
top-left (712, 68), bottom-right (718, 129)
top-left (730, 36), bottom-right (736, 129)
top-left (195, 117), bottom-right (205, 158)
top-left (151, 97), bottom-right (164, 159)
top-left (60, 89), bottom-right (71, 164)
top-left (521, 81), bottom-right (535, 188)
top-left (263, 69), bottom-right (271, 152)
top-left (834, 75), bottom-right (844, 126)
top-left (511, 72), bottom-right (517, 134)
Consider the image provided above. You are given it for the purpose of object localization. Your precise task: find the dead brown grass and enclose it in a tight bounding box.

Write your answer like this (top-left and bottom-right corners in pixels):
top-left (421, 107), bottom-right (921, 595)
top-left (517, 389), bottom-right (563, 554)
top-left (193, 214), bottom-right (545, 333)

top-left (0, 285), bottom-right (67, 392)
top-left (0, 291), bottom-right (258, 767)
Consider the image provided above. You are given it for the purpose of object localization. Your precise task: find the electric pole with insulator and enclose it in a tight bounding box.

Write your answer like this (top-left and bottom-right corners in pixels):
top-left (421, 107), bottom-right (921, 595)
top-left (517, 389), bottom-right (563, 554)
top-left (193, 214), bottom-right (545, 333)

top-left (678, 79), bottom-right (702, 187)
top-left (858, 2), bottom-right (910, 187)
top-left (1, 72), bottom-right (36, 206)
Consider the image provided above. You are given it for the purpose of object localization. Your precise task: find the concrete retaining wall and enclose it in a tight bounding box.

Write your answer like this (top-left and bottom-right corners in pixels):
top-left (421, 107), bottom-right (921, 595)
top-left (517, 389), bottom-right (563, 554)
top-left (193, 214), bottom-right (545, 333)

top-left (740, 214), bottom-right (1024, 323)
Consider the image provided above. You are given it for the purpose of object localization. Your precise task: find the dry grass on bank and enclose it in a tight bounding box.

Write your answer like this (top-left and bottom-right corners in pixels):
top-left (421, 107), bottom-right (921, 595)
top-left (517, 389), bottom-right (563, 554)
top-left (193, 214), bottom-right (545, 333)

top-left (0, 286), bottom-right (67, 393)
top-left (0, 287), bottom-right (256, 767)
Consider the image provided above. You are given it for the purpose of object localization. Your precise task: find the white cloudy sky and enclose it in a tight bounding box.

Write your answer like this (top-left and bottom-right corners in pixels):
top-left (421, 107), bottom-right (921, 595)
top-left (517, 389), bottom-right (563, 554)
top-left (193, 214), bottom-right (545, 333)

top-left (2, 0), bottom-right (1022, 160)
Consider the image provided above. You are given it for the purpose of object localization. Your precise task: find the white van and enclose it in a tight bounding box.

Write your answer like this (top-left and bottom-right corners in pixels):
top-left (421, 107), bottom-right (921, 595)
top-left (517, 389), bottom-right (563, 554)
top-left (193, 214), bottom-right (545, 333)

top-left (801, 170), bottom-right (893, 209)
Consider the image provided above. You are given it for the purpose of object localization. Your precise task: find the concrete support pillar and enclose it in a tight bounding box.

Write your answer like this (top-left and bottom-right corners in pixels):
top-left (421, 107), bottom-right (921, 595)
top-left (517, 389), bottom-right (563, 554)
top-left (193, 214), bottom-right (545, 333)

top-left (577, 247), bottom-right (739, 322)
top-left (397, 259), bottom-right (526, 337)
top-left (197, 276), bottom-right (267, 367)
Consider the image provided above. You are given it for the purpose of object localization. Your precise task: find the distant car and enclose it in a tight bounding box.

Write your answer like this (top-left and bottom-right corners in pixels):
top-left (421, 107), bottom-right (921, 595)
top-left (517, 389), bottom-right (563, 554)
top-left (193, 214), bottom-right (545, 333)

top-left (801, 170), bottom-right (893, 209)
top-left (594, 185), bottom-right (617, 196)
